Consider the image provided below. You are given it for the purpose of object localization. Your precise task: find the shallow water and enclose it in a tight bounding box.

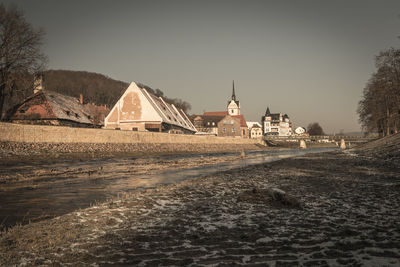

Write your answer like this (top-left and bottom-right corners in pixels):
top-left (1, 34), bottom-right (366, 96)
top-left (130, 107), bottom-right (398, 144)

top-left (0, 147), bottom-right (336, 228)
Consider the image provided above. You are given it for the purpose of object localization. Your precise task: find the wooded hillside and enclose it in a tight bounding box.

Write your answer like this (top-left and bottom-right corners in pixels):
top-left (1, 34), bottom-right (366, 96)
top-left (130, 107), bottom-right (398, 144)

top-left (42, 70), bottom-right (192, 113)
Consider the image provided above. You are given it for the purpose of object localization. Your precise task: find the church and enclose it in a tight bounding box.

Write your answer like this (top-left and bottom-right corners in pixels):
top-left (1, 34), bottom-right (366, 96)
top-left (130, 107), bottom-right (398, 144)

top-left (191, 81), bottom-right (248, 138)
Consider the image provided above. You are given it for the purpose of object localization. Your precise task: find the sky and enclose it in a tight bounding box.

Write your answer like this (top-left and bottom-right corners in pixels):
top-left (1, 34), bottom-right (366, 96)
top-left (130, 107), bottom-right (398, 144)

top-left (4, 0), bottom-right (400, 133)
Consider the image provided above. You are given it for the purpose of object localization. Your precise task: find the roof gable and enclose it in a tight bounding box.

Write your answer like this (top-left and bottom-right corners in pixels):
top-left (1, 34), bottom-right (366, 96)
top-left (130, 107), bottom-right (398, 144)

top-left (44, 91), bottom-right (92, 124)
top-left (106, 82), bottom-right (196, 132)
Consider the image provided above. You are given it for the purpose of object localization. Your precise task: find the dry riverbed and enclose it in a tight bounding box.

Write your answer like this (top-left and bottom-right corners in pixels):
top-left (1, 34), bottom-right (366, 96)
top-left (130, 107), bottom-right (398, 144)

top-left (1, 136), bottom-right (400, 266)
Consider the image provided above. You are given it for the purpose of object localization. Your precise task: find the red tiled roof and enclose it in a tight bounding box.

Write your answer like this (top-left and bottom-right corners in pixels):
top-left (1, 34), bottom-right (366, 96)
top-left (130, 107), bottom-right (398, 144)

top-left (203, 111), bottom-right (247, 127)
top-left (203, 111), bottom-right (227, 116)
top-left (232, 114), bottom-right (247, 127)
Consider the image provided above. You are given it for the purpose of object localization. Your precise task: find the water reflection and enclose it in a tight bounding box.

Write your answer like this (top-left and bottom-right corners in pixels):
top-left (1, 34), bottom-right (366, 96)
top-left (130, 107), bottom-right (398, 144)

top-left (0, 147), bottom-right (336, 228)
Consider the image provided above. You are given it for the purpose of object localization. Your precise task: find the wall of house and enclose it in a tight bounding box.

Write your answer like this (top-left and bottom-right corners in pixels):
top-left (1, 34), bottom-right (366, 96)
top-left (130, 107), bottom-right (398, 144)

top-left (217, 116), bottom-right (241, 137)
top-left (105, 83), bottom-right (162, 130)
top-left (0, 122), bottom-right (262, 146)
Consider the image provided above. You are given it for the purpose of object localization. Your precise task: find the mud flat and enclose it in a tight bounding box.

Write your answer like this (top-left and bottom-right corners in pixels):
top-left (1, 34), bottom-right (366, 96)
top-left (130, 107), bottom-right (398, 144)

top-left (0, 141), bottom-right (267, 164)
top-left (1, 135), bottom-right (400, 266)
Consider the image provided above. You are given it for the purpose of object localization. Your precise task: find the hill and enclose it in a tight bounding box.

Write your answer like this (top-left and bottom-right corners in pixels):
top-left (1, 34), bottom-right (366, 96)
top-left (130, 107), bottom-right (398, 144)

top-left (42, 70), bottom-right (191, 113)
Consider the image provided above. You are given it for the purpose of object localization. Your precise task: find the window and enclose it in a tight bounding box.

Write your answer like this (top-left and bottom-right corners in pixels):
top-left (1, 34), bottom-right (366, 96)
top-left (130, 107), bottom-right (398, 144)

top-left (212, 122), bottom-right (215, 126)
top-left (232, 128), bottom-right (235, 133)
top-left (222, 127), bottom-right (226, 133)
top-left (132, 127), bottom-right (138, 131)
top-left (231, 109), bottom-right (234, 113)
top-left (243, 129), bottom-right (245, 135)
top-left (207, 122), bottom-right (210, 125)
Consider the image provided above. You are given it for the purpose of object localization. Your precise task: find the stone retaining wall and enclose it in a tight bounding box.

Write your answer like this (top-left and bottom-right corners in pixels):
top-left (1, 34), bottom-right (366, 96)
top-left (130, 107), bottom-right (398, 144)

top-left (0, 122), bottom-right (262, 146)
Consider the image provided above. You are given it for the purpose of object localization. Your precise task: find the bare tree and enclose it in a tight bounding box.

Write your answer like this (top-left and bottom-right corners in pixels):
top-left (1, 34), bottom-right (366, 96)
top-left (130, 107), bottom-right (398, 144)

top-left (307, 122), bottom-right (325, 136)
top-left (358, 48), bottom-right (400, 136)
top-left (0, 4), bottom-right (46, 119)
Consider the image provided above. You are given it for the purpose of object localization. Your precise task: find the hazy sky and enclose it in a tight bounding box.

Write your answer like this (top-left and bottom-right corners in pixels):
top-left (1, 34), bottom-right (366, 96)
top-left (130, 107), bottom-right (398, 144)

top-left (5, 0), bottom-right (400, 133)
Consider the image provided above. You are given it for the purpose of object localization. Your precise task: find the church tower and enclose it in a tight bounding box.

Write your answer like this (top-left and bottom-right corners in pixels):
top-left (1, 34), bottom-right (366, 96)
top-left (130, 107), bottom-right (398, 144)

top-left (227, 80), bottom-right (240, 115)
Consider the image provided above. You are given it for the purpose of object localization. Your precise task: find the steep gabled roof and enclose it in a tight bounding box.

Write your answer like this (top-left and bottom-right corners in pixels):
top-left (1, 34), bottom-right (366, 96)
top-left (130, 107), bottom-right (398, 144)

top-left (44, 91), bottom-right (92, 124)
top-left (137, 83), bottom-right (196, 132)
top-left (12, 90), bottom-right (92, 124)
top-left (232, 114), bottom-right (247, 127)
top-left (203, 115), bottom-right (224, 125)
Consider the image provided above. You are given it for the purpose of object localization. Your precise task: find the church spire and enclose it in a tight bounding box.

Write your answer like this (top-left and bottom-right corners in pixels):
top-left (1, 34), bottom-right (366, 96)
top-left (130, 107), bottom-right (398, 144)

top-left (232, 80), bottom-right (236, 101)
top-left (265, 107), bottom-right (271, 116)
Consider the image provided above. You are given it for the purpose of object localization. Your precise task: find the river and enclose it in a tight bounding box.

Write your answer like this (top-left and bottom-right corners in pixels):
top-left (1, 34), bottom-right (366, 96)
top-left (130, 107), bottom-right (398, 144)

top-left (0, 147), bottom-right (336, 228)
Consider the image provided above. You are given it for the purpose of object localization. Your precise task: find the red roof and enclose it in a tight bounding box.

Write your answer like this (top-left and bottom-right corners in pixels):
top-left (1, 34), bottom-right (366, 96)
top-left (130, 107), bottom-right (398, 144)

top-left (203, 111), bottom-right (227, 116)
top-left (232, 114), bottom-right (247, 127)
top-left (203, 111), bottom-right (247, 128)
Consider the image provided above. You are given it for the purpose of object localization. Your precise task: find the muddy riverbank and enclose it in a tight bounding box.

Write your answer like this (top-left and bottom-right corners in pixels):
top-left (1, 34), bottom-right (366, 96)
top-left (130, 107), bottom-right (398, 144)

top-left (0, 147), bottom-right (336, 228)
top-left (0, 141), bottom-right (268, 164)
top-left (0, 135), bottom-right (399, 266)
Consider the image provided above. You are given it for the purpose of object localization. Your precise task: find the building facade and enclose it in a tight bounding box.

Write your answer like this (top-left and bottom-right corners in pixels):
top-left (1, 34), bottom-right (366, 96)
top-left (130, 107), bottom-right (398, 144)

top-left (247, 121), bottom-right (263, 138)
top-left (104, 82), bottom-right (197, 134)
top-left (295, 127), bottom-right (308, 136)
top-left (190, 81), bottom-right (248, 137)
top-left (9, 76), bottom-right (106, 128)
top-left (261, 107), bottom-right (292, 136)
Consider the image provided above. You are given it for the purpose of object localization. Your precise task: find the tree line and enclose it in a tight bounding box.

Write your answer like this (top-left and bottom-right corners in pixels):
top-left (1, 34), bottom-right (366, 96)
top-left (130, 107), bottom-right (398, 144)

top-left (358, 48), bottom-right (400, 136)
top-left (43, 70), bottom-right (192, 113)
top-left (0, 4), bottom-right (191, 120)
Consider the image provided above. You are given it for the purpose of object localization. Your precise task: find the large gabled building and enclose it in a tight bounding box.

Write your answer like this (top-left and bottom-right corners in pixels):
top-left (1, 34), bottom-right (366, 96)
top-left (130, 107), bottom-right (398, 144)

top-left (104, 82), bottom-right (196, 134)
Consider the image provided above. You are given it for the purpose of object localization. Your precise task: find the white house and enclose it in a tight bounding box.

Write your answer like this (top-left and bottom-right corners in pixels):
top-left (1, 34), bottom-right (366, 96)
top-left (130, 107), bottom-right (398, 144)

top-left (104, 82), bottom-right (197, 134)
top-left (246, 121), bottom-right (263, 138)
top-left (261, 107), bottom-right (292, 136)
top-left (295, 127), bottom-right (307, 136)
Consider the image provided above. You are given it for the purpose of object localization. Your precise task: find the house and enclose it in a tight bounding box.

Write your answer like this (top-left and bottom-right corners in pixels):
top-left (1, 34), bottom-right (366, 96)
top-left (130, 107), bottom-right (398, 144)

top-left (190, 81), bottom-right (248, 138)
top-left (191, 114), bottom-right (220, 135)
top-left (295, 126), bottom-right (308, 136)
top-left (247, 121), bottom-right (263, 138)
top-left (261, 107), bottom-right (293, 136)
top-left (9, 76), bottom-right (101, 127)
top-left (104, 82), bottom-right (196, 134)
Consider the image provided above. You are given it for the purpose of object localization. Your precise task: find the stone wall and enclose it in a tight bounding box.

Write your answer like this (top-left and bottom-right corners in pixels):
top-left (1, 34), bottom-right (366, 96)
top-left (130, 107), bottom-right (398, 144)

top-left (0, 122), bottom-right (262, 146)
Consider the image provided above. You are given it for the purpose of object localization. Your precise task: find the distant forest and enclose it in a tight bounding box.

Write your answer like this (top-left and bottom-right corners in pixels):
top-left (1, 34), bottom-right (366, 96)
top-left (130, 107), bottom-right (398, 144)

top-left (42, 70), bottom-right (192, 113)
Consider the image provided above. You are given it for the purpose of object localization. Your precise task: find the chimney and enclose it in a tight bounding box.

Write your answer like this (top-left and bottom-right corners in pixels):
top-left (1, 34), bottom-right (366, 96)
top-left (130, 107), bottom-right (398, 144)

top-left (33, 73), bottom-right (44, 94)
top-left (79, 94), bottom-right (83, 105)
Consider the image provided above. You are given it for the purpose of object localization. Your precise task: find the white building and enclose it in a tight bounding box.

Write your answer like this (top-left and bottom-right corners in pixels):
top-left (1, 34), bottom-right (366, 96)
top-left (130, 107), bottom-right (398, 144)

top-left (261, 107), bottom-right (292, 136)
top-left (295, 127), bottom-right (308, 136)
top-left (104, 82), bottom-right (197, 134)
top-left (246, 121), bottom-right (263, 138)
